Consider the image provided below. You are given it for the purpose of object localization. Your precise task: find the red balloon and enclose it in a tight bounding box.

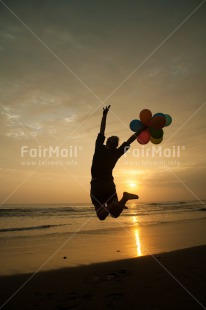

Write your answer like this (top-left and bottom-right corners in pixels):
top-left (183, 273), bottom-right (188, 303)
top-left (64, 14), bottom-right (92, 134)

top-left (137, 130), bottom-right (150, 145)
top-left (139, 109), bottom-right (152, 126)
top-left (150, 116), bottom-right (166, 129)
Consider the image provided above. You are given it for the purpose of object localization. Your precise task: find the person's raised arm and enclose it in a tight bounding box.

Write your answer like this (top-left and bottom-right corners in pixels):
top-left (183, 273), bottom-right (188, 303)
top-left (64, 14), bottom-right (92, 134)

top-left (100, 105), bottom-right (111, 135)
top-left (126, 125), bottom-right (147, 145)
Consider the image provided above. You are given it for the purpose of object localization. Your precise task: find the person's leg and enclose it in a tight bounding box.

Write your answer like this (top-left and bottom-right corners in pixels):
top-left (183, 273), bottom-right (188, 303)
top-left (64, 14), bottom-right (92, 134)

top-left (91, 179), bottom-right (118, 220)
top-left (119, 192), bottom-right (139, 205)
top-left (106, 192), bottom-right (139, 218)
top-left (95, 192), bottom-right (139, 220)
top-left (94, 204), bottom-right (110, 221)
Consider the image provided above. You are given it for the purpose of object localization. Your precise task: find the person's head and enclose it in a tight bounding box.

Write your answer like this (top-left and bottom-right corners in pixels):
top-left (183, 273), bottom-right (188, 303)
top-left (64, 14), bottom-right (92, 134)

top-left (106, 136), bottom-right (119, 149)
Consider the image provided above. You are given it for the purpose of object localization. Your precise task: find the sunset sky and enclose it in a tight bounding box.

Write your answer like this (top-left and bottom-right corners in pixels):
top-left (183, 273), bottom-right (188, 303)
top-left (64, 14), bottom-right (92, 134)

top-left (0, 0), bottom-right (205, 204)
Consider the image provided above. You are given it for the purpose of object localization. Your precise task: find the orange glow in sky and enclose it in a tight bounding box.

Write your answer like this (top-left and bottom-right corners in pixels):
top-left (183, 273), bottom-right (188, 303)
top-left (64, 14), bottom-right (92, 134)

top-left (0, 1), bottom-right (205, 204)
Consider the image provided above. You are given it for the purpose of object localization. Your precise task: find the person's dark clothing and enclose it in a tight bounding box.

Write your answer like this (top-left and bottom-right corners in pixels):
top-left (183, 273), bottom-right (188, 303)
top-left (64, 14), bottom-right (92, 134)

top-left (90, 133), bottom-right (130, 206)
top-left (90, 178), bottom-right (117, 206)
top-left (91, 133), bottom-right (130, 180)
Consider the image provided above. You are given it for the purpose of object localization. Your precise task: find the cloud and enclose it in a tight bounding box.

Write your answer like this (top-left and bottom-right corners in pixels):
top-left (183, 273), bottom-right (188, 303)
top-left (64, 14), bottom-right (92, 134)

top-left (1, 111), bottom-right (20, 120)
top-left (169, 59), bottom-right (191, 79)
top-left (0, 108), bottom-right (21, 131)
top-left (26, 122), bottom-right (42, 130)
top-left (144, 67), bottom-right (160, 79)
top-left (0, 30), bottom-right (16, 41)
top-left (64, 114), bottom-right (76, 123)
top-left (6, 130), bottom-right (26, 139)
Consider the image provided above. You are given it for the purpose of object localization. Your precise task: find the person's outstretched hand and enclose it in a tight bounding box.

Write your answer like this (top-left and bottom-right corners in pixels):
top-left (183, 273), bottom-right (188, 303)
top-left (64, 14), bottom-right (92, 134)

top-left (103, 105), bottom-right (111, 115)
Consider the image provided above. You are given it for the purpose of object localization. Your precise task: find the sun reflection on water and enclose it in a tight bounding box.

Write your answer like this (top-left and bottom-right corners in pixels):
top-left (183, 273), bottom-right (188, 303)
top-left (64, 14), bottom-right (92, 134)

top-left (132, 216), bottom-right (142, 256)
top-left (134, 228), bottom-right (142, 256)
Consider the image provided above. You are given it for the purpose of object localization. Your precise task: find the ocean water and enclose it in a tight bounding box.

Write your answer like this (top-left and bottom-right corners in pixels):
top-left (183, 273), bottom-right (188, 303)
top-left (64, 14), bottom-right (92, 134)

top-left (1, 200), bottom-right (206, 238)
top-left (1, 201), bottom-right (206, 275)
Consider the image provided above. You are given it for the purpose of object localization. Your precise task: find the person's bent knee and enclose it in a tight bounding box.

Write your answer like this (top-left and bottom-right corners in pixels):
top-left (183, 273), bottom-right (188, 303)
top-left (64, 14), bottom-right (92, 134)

top-left (110, 212), bottom-right (119, 219)
top-left (97, 213), bottom-right (107, 221)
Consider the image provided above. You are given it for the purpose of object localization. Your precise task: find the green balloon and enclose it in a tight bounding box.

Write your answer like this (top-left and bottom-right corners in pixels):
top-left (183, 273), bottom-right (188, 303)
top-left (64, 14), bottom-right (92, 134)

top-left (165, 114), bottom-right (172, 126)
top-left (149, 127), bottom-right (164, 139)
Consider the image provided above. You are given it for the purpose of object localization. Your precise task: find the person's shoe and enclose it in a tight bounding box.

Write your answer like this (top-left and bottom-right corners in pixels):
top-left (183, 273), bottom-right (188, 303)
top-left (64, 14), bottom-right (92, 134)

top-left (123, 192), bottom-right (139, 200)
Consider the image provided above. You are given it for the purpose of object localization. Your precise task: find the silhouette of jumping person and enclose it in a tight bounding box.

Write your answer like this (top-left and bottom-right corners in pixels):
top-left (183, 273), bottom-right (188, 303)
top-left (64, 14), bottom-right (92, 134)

top-left (90, 105), bottom-right (145, 220)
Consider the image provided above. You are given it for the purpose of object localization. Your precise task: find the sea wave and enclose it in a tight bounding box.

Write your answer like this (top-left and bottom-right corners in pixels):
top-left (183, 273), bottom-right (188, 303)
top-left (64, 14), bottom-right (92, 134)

top-left (0, 223), bottom-right (69, 233)
top-left (148, 201), bottom-right (186, 206)
top-left (0, 207), bottom-right (93, 217)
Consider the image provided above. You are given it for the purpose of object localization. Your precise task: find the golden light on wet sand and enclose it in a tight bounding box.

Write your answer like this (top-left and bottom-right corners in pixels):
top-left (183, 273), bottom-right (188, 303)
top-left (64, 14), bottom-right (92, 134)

top-left (132, 216), bottom-right (142, 257)
top-left (134, 228), bottom-right (142, 257)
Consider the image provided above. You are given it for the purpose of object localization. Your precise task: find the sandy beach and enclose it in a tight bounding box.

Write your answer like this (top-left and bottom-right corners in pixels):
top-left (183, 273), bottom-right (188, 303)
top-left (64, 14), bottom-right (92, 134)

top-left (1, 203), bottom-right (206, 309)
top-left (0, 245), bottom-right (206, 310)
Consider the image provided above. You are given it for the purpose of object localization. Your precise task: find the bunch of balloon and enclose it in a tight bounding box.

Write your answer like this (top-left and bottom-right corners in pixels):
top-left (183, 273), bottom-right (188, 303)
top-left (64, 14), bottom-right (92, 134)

top-left (129, 109), bottom-right (172, 145)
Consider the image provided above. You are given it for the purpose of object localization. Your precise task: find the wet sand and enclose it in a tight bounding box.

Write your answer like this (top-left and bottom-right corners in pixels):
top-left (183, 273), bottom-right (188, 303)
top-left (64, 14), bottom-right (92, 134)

top-left (1, 218), bottom-right (206, 276)
top-left (0, 245), bottom-right (206, 310)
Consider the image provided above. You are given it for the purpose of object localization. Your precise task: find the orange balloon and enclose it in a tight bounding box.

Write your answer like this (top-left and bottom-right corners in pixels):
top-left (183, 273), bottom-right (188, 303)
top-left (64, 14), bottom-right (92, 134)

top-left (150, 116), bottom-right (166, 129)
top-left (139, 109), bottom-right (152, 126)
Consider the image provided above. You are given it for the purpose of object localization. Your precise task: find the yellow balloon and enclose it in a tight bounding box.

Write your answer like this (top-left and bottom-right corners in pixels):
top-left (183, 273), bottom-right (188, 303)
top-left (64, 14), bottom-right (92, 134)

top-left (150, 136), bottom-right (163, 144)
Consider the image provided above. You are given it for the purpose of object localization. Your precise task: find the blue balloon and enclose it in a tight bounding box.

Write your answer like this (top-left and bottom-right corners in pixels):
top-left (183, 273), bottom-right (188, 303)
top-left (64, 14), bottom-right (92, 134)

top-left (165, 114), bottom-right (172, 126)
top-left (129, 119), bottom-right (144, 132)
top-left (153, 113), bottom-right (165, 118)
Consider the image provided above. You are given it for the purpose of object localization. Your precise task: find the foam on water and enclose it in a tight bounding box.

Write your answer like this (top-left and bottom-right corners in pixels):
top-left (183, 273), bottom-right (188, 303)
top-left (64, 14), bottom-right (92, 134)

top-left (0, 201), bottom-right (206, 237)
